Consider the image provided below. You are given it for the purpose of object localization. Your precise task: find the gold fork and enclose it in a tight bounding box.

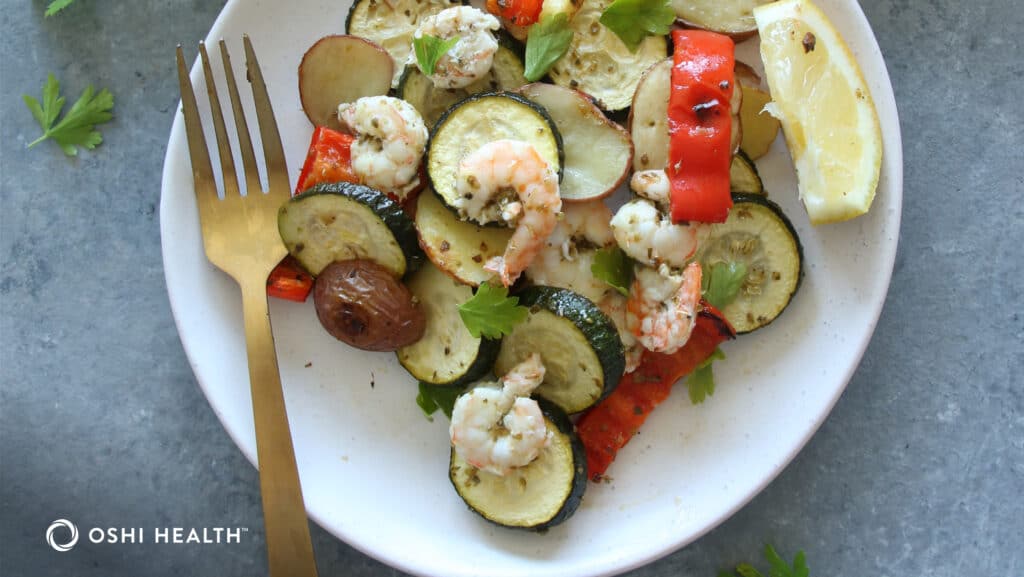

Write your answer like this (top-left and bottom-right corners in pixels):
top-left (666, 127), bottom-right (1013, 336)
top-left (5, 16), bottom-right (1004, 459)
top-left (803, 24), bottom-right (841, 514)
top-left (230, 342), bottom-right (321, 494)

top-left (175, 37), bottom-right (318, 577)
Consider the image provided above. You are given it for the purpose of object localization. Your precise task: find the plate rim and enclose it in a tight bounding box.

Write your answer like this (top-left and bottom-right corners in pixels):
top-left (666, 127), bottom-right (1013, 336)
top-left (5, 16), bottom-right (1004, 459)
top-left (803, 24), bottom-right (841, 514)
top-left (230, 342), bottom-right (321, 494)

top-left (159, 0), bottom-right (903, 573)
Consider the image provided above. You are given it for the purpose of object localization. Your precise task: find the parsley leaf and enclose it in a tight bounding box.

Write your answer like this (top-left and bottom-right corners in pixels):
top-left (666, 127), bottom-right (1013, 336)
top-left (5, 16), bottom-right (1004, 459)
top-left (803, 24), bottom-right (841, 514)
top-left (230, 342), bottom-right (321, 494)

top-left (735, 566), bottom-right (765, 577)
top-left (591, 246), bottom-right (633, 296)
top-left (413, 34), bottom-right (460, 77)
top-left (458, 282), bottom-right (528, 339)
top-left (524, 13), bottom-right (573, 82)
top-left (24, 73), bottom-right (114, 156)
top-left (687, 346), bottom-right (725, 404)
top-left (764, 545), bottom-right (809, 577)
top-left (702, 261), bottom-right (748, 309)
top-left (599, 0), bottom-right (674, 52)
top-left (721, 545), bottom-right (810, 577)
top-left (416, 382), bottom-right (465, 421)
top-left (45, 0), bottom-right (75, 16)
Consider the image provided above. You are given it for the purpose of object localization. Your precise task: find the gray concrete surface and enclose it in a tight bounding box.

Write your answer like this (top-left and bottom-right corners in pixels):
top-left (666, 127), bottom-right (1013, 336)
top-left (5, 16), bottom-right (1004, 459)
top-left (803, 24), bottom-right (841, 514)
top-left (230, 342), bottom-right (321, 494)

top-left (1, 0), bottom-right (1022, 575)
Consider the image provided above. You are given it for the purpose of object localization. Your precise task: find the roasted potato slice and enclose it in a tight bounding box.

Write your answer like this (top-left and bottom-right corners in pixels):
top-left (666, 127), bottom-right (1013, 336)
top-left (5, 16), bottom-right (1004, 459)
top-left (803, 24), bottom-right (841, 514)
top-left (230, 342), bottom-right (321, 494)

top-left (298, 35), bottom-right (393, 129)
top-left (313, 259), bottom-right (425, 351)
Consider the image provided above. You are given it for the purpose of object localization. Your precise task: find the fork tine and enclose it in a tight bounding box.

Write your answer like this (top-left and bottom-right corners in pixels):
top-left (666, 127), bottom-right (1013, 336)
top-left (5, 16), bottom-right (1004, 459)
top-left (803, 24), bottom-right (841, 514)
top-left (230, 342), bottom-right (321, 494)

top-left (219, 39), bottom-right (262, 196)
top-left (199, 42), bottom-right (240, 198)
top-left (243, 35), bottom-right (289, 196)
top-left (176, 46), bottom-right (217, 201)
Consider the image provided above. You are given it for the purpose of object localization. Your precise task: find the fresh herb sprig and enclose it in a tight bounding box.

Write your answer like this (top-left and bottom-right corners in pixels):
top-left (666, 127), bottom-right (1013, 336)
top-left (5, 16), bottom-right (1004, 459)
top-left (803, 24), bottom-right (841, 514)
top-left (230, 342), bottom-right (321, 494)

top-left (413, 34), bottom-right (460, 76)
top-left (23, 73), bottom-right (114, 156)
top-left (703, 261), bottom-right (748, 309)
top-left (591, 246), bottom-right (633, 296)
top-left (457, 282), bottom-right (528, 339)
top-left (719, 545), bottom-right (810, 577)
top-left (416, 382), bottom-right (465, 421)
top-left (524, 13), bottom-right (574, 81)
top-left (45, 0), bottom-right (75, 16)
top-left (599, 0), bottom-right (674, 52)
top-left (687, 347), bottom-right (725, 404)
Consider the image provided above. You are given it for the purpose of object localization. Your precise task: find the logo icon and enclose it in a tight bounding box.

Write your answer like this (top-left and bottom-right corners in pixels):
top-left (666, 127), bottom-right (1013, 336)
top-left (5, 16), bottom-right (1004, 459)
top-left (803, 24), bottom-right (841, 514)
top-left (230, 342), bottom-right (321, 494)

top-left (46, 519), bottom-right (79, 552)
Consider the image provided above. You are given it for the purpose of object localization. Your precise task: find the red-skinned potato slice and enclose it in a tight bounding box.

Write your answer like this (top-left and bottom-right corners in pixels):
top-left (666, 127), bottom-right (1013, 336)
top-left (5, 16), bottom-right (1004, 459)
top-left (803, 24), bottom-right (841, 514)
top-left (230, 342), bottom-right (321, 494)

top-left (518, 83), bottom-right (632, 202)
top-left (630, 57), bottom-right (742, 172)
top-left (672, 0), bottom-right (774, 40)
top-left (298, 35), bottom-right (393, 129)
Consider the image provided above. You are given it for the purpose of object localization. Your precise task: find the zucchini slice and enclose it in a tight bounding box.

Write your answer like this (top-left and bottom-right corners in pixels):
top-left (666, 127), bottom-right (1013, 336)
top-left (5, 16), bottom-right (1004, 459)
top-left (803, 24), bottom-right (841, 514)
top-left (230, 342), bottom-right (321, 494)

top-left (345, 0), bottom-right (463, 88)
top-left (697, 193), bottom-right (803, 333)
top-left (517, 83), bottom-right (632, 202)
top-left (427, 92), bottom-right (563, 217)
top-left (278, 182), bottom-right (422, 277)
top-left (397, 262), bottom-right (500, 386)
top-left (397, 45), bottom-right (528, 128)
top-left (672, 0), bottom-right (772, 40)
top-left (415, 187), bottom-right (513, 286)
top-left (730, 150), bottom-right (765, 195)
top-left (449, 399), bottom-right (586, 530)
top-left (495, 287), bottom-right (624, 414)
top-left (548, 0), bottom-right (668, 112)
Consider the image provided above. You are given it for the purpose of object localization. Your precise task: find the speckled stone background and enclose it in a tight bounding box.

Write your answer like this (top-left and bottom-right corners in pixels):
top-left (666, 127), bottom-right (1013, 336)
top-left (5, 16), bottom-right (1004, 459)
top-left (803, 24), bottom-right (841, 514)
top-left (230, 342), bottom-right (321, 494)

top-left (1, 0), bottom-right (1021, 575)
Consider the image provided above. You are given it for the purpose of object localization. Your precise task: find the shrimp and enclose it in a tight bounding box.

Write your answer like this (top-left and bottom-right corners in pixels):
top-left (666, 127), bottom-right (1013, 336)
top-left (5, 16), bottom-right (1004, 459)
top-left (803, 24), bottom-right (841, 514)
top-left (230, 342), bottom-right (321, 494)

top-left (453, 139), bottom-right (562, 286)
top-left (630, 169), bottom-right (671, 207)
top-left (626, 262), bottom-right (702, 354)
top-left (449, 354), bottom-right (552, 476)
top-left (610, 199), bottom-right (708, 270)
top-left (337, 95), bottom-right (428, 200)
top-left (413, 6), bottom-right (501, 89)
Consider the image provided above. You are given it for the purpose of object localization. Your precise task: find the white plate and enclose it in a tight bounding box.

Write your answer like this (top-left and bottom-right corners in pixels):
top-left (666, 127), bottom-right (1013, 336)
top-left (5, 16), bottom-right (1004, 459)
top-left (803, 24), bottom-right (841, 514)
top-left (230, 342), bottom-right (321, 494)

top-left (160, 1), bottom-right (902, 575)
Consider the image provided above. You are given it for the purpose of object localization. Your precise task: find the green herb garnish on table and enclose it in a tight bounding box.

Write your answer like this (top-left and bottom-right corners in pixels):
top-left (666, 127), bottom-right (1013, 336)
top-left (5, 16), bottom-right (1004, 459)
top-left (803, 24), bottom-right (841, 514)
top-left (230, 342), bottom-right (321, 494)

top-left (45, 0), bottom-right (75, 16)
top-left (23, 73), bottom-right (114, 156)
top-left (719, 545), bottom-right (811, 577)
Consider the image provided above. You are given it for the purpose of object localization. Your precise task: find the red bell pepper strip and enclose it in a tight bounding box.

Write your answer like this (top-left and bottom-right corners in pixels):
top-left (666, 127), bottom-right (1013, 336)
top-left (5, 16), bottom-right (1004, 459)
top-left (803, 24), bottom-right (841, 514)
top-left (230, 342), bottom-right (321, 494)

top-left (668, 30), bottom-right (735, 224)
top-left (294, 126), bottom-right (356, 195)
top-left (485, 0), bottom-right (544, 27)
top-left (267, 127), bottom-right (358, 302)
top-left (576, 304), bottom-right (735, 481)
top-left (266, 255), bottom-right (316, 302)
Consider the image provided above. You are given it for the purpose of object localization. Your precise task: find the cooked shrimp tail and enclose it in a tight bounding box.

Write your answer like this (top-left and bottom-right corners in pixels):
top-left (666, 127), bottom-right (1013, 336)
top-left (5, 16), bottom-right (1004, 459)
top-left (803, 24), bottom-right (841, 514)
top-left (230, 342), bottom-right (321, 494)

top-left (626, 262), bottom-right (702, 354)
top-left (337, 95), bottom-right (428, 200)
top-left (449, 353), bottom-right (552, 476)
top-left (453, 139), bottom-right (562, 286)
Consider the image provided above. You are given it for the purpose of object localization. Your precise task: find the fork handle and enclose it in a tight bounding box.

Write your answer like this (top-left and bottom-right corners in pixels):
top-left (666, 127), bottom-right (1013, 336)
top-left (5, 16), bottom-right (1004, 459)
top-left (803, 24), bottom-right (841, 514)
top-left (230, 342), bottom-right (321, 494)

top-left (241, 281), bottom-right (319, 577)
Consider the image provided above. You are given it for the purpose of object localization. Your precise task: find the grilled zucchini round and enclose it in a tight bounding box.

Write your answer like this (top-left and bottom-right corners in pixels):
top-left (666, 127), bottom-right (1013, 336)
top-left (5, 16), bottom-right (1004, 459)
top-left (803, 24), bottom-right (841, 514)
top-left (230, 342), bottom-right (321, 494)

top-left (397, 262), bottom-right (500, 386)
top-left (426, 92), bottom-right (563, 219)
top-left (494, 286), bottom-right (624, 414)
top-left (397, 45), bottom-right (528, 128)
top-left (697, 194), bottom-right (803, 333)
top-left (548, 0), bottom-right (668, 112)
top-left (278, 182), bottom-right (422, 277)
top-left (345, 0), bottom-right (463, 88)
top-left (449, 399), bottom-right (586, 530)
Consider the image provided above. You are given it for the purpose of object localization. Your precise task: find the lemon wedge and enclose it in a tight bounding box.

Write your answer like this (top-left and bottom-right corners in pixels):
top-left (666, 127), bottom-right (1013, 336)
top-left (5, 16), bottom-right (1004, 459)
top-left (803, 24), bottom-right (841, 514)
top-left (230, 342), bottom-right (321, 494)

top-left (754, 0), bottom-right (882, 225)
